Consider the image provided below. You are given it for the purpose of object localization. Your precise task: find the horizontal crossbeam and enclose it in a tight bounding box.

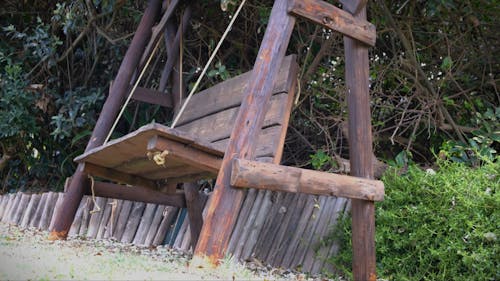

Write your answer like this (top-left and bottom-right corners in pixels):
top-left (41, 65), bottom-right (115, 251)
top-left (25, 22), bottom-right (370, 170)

top-left (230, 158), bottom-right (384, 201)
top-left (288, 0), bottom-right (376, 46)
top-left (147, 135), bottom-right (223, 174)
top-left (131, 86), bottom-right (172, 108)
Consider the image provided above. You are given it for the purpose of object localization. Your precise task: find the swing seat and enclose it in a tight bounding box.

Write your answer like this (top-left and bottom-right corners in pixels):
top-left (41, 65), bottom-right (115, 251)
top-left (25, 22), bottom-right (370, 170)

top-left (74, 55), bottom-right (298, 189)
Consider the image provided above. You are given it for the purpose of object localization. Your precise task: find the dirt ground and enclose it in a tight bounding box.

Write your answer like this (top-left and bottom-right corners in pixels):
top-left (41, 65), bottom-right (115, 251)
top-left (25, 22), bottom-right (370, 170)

top-left (0, 222), bottom-right (331, 280)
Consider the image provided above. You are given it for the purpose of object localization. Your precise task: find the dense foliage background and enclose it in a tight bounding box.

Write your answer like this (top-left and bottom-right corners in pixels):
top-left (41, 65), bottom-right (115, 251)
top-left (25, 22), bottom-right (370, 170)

top-left (0, 0), bottom-right (498, 191)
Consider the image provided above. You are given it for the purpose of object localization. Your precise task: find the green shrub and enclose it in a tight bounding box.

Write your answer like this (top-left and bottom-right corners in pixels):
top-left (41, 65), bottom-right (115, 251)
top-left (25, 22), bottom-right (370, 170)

top-left (330, 159), bottom-right (499, 280)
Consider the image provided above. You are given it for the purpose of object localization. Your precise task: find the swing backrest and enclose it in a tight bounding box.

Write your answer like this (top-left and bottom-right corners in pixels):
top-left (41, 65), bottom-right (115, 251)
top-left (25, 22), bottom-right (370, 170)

top-left (174, 54), bottom-right (298, 164)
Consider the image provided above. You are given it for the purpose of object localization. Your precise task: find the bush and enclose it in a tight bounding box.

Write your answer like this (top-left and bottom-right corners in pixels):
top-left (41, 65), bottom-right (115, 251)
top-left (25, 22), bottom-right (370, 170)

top-left (330, 159), bottom-right (499, 280)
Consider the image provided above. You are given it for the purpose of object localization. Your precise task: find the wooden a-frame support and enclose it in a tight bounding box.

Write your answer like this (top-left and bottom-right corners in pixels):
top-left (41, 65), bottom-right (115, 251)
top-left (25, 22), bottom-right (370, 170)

top-left (51, 0), bottom-right (379, 280)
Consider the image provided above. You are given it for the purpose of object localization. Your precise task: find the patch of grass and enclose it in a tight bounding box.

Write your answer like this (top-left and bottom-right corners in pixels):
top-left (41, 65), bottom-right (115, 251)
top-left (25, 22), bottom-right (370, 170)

top-left (329, 159), bottom-right (499, 280)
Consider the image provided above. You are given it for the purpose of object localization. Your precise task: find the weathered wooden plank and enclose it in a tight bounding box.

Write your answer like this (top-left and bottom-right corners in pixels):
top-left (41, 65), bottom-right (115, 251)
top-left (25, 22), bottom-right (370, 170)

top-left (29, 193), bottom-right (48, 228)
top-left (144, 204), bottom-right (166, 246)
top-left (152, 206), bottom-right (178, 246)
top-left (131, 86), bottom-right (172, 108)
top-left (96, 199), bottom-right (113, 239)
top-left (281, 195), bottom-right (317, 268)
top-left (1, 194), bottom-right (14, 222)
top-left (132, 203), bottom-right (157, 245)
top-left (39, 192), bottom-right (59, 230)
top-left (104, 199), bottom-right (123, 239)
top-left (227, 189), bottom-right (257, 254)
top-left (265, 194), bottom-right (302, 265)
top-left (344, 4), bottom-right (377, 280)
top-left (51, 0), bottom-right (164, 240)
top-left (121, 201), bottom-right (146, 243)
top-left (290, 196), bottom-right (327, 268)
top-left (112, 200), bottom-right (133, 240)
top-left (49, 193), bottom-right (65, 231)
top-left (175, 55), bottom-right (298, 126)
top-left (173, 212), bottom-right (189, 249)
top-left (21, 194), bottom-right (41, 229)
top-left (0, 195), bottom-right (7, 219)
top-left (322, 198), bottom-right (351, 273)
top-left (288, 0), bottom-right (376, 46)
top-left (78, 197), bottom-right (94, 236)
top-left (86, 197), bottom-right (107, 238)
top-left (6, 193), bottom-right (22, 223)
top-left (255, 192), bottom-right (294, 260)
top-left (85, 181), bottom-right (186, 208)
top-left (240, 190), bottom-right (273, 261)
top-left (177, 93), bottom-right (291, 144)
top-left (12, 193), bottom-right (30, 225)
top-left (233, 190), bottom-right (266, 259)
top-left (271, 193), bottom-right (309, 265)
top-left (302, 197), bottom-right (337, 272)
top-left (311, 197), bottom-right (348, 274)
top-left (83, 163), bottom-right (158, 190)
top-left (193, 0), bottom-right (296, 265)
top-left (231, 159), bottom-right (384, 201)
top-left (147, 135), bottom-right (222, 174)
top-left (68, 198), bottom-right (87, 237)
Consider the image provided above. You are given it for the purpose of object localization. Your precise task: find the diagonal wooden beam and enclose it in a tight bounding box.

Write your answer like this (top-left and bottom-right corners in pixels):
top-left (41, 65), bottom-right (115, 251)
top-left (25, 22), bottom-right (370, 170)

top-left (192, 0), bottom-right (296, 266)
top-left (230, 158), bottom-right (384, 201)
top-left (288, 0), bottom-right (376, 46)
top-left (131, 86), bottom-right (172, 108)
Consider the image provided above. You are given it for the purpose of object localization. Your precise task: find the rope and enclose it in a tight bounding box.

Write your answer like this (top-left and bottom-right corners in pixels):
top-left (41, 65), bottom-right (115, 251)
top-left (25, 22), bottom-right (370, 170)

top-left (170, 0), bottom-right (247, 128)
top-left (88, 175), bottom-right (101, 214)
top-left (104, 36), bottom-right (164, 144)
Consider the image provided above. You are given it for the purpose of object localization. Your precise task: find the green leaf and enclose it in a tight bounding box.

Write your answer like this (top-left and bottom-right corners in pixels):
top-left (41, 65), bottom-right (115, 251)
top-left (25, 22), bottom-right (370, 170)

top-left (441, 56), bottom-right (453, 71)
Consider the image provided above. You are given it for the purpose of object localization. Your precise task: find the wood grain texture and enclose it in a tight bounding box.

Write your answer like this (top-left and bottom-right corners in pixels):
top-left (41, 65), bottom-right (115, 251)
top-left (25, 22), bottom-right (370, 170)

top-left (152, 206), bottom-right (178, 246)
top-left (104, 199), bottom-right (123, 239)
top-left (226, 189), bottom-right (257, 254)
top-left (144, 204), bottom-right (166, 246)
top-left (289, 0), bottom-right (375, 46)
top-left (131, 86), bottom-right (172, 108)
top-left (343, 4), bottom-right (377, 280)
top-left (1, 194), bottom-right (14, 222)
top-left (30, 192), bottom-right (48, 228)
top-left (68, 198), bottom-right (87, 237)
top-left (86, 197), bottom-right (108, 238)
top-left (132, 203), bottom-right (157, 245)
top-left (78, 197), bottom-right (94, 236)
top-left (6, 193), bottom-right (21, 223)
top-left (231, 158), bottom-right (384, 201)
top-left (12, 193), bottom-right (30, 225)
top-left (113, 200), bottom-right (133, 240)
top-left (21, 194), bottom-right (41, 229)
top-left (193, 0), bottom-right (296, 265)
top-left (96, 199), bottom-right (113, 239)
top-left (184, 183), bottom-right (204, 249)
top-left (0, 196), bottom-right (6, 219)
top-left (121, 201), bottom-right (146, 243)
top-left (49, 193), bottom-right (65, 231)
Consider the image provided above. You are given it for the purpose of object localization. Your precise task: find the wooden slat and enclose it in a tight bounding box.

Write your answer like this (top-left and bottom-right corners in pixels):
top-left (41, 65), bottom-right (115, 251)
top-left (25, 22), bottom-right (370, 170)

top-left (231, 159), bottom-right (385, 201)
top-left (175, 55), bottom-right (298, 126)
top-left (131, 86), bottom-right (172, 108)
top-left (0, 195), bottom-right (7, 219)
top-left (87, 197), bottom-right (107, 238)
top-left (227, 189), bottom-right (258, 254)
top-left (288, 0), bottom-right (376, 46)
top-left (112, 200), bottom-right (133, 240)
top-left (68, 198), bottom-right (87, 237)
top-left (121, 201), bottom-right (146, 243)
top-left (1, 194), bottom-right (14, 222)
top-left (12, 193), bottom-right (30, 225)
top-left (152, 206), bottom-right (179, 246)
top-left (20, 194), bottom-right (41, 229)
top-left (49, 193), bottom-right (65, 231)
top-left (96, 199), bottom-right (113, 239)
top-left (82, 163), bottom-right (158, 190)
top-left (147, 135), bottom-right (222, 174)
top-left (144, 205), bottom-right (166, 246)
top-left (178, 93), bottom-right (290, 144)
top-left (29, 193), bottom-right (47, 228)
top-left (104, 199), bottom-right (123, 239)
top-left (132, 203), bottom-right (157, 245)
top-left (78, 197), bottom-right (94, 236)
top-left (6, 193), bottom-right (22, 223)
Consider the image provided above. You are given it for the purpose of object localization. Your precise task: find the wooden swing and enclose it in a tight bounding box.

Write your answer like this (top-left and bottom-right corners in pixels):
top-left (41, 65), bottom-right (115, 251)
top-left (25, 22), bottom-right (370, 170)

top-left (53, 0), bottom-right (384, 279)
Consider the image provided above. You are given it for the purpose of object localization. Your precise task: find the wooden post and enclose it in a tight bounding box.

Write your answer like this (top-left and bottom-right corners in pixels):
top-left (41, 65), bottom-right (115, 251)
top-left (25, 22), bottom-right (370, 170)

top-left (184, 183), bottom-right (204, 249)
top-left (49, 0), bottom-right (163, 240)
top-left (343, 3), bottom-right (377, 280)
top-left (192, 0), bottom-right (295, 266)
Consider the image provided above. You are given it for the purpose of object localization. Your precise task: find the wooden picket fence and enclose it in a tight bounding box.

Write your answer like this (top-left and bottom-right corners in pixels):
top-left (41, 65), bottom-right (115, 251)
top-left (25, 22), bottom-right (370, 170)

top-left (0, 191), bottom-right (348, 274)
